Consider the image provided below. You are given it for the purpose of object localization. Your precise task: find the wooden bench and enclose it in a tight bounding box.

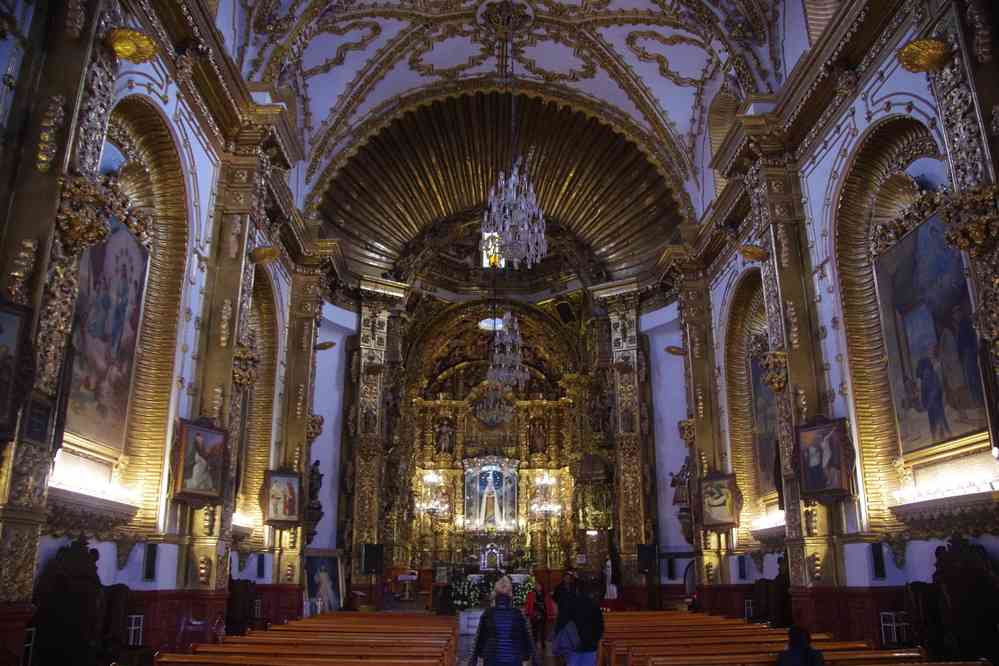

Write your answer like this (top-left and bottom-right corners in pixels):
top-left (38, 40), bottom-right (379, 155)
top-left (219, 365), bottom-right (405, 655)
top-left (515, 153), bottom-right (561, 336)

top-left (642, 649), bottom-right (926, 666)
top-left (611, 639), bottom-right (865, 666)
top-left (155, 656), bottom-right (441, 666)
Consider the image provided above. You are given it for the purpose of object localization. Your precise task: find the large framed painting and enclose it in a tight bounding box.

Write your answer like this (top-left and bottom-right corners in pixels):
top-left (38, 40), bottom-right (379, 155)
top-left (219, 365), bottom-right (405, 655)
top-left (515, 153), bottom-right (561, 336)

top-left (874, 213), bottom-right (988, 454)
top-left (265, 470), bottom-right (301, 527)
top-left (64, 216), bottom-right (149, 455)
top-left (796, 417), bottom-right (854, 499)
top-left (0, 299), bottom-right (33, 441)
top-left (304, 550), bottom-right (343, 614)
top-left (700, 472), bottom-right (742, 530)
top-left (749, 355), bottom-right (778, 495)
top-left (172, 418), bottom-right (228, 503)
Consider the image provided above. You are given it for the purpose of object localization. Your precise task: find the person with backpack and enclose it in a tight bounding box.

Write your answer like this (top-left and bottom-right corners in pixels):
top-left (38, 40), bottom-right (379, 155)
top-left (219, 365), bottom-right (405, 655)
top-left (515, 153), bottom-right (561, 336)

top-left (776, 626), bottom-right (826, 666)
top-left (471, 576), bottom-right (535, 666)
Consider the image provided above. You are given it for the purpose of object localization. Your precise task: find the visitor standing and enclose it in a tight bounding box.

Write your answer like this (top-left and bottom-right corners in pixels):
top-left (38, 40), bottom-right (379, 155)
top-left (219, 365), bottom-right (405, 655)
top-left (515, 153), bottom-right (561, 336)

top-left (471, 576), bottom-right (535, 666)
top-left (553, 581), bottom-right (604, 666)
top-left (524, 580), bottom-right (556, 650)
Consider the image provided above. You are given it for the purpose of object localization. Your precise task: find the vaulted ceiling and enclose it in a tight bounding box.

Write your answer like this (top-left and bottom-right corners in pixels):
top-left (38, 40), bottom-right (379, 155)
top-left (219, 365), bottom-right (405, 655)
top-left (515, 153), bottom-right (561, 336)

top-left (217, 0), bottom-right (782, 287)
top-left (318, 91), bottom-right (683, 283)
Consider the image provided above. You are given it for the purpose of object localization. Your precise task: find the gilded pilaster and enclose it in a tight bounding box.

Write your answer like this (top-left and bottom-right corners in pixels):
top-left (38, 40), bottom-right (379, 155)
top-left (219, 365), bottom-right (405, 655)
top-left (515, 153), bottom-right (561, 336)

top-left (0, 0), bottom-right (115, 613)
top-left (743, 155), bottom-right (834, 587)
top-left (350, 278), bottom-right (407, 585)
top-left (673, 236), bottom-right (725, 586)
top-left (592, 281), bottom-right (645, 582)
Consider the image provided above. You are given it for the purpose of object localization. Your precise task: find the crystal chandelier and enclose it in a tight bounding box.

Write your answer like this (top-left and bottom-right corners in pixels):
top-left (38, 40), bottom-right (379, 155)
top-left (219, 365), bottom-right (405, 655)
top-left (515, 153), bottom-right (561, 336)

top-left (475, 381), bottom-right (515, 427)
top-left (479, 25), bottom-right (547, 270)
top-left (480, 152), bottom-right (548, 270)
top-left (486, 310), bottom-right (530, 389)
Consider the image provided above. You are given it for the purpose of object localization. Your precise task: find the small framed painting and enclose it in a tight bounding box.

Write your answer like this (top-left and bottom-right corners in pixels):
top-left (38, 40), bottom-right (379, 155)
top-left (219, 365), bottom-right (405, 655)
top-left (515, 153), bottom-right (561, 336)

top-left (0, 299), bottom-right (33, 442)
top-left (700, 472), bottom-right (742, 530)
top-left (172, 418), bottom-right (228, 503)
top-left (797, 417), bottom-right (854, 499)
top-left (265, 470), bottom-right (301, 527)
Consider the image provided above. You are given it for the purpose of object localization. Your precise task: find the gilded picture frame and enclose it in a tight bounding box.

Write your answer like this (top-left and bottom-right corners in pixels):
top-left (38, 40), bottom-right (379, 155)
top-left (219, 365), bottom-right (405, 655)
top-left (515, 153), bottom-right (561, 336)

top-left (796, 417), bottom-right (854, 500)
top-left (264, 470), bottom-right (302, 527)
top-left (700, 471), bottom-right (742, 530)
top-left (172, 418), bottom-right (228, 504)
top-left (872, 204), bottom-right (992, 464)
top-left (304, 548), bottom-right (344, 613)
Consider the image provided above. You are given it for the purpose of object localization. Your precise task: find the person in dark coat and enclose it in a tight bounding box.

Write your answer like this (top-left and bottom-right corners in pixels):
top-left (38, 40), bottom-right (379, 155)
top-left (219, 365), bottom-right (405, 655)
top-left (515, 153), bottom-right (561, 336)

top-left (471, 576), bottom-right (534, 666)
top-left (554, 582), bottom-right (604, 666)
top-left (776, 626), bottom-right (825, 666)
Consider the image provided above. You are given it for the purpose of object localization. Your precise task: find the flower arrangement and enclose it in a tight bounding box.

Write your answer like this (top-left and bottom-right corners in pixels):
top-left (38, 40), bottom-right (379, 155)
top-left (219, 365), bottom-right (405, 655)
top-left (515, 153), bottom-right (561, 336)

top-left (451, 578), bottom-right (483, 610)
top-left (512, 575), bottom-right (535, 608)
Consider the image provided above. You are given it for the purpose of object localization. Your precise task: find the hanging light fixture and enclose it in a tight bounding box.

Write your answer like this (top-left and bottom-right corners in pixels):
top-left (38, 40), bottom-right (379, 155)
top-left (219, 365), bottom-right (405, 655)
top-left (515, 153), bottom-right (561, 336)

top-left (475, 381), bottom-right (515, 427)
top-left (479, 22), bottom-right (547, 270)
top-left (486, 310), bottom-right (530, 389)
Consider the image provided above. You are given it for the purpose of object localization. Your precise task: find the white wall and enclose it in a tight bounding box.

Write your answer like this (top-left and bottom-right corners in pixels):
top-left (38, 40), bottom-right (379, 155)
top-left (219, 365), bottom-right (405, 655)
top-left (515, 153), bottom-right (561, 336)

top-left (36, 536), bottom-right (180, 590)
top-left (308, 303), bottom-right (359, 550)
top-left (640, 303), bottom-right (691, 557)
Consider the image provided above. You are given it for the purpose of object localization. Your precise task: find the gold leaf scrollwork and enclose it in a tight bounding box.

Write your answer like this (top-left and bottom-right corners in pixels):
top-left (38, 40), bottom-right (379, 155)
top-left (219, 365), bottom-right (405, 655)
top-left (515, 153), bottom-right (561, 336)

top-left (677, 418), bottom-right (696, 447)
top-left (761, 350), bottom-right (788, 393)
top-left (6, 238), bottom-right (38, 306)
top-left (219, 299), bottom-right (233, 348)
top-left (36, 95), bottom-right (66, 173)
top-left (625, 31), bottom-right (714, 88)
top-left (0, 526), bottom-right (38, 603)
top-left (232, 340), bottom-right (261, 388)
top-left (306, 414), bottom-right (325, 443)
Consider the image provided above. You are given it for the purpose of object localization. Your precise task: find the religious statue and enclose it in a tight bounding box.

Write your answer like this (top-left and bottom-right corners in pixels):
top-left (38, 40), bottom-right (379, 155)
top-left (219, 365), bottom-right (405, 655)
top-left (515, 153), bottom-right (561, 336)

top-left (435, 419), bottom-right (455, 455)
top-left (309, 461), bottom-right (323, 503)
top-left (604, 558), bottom-right (619, 600)
top-left (529, 419), bottom-right (546, 455)
top-left (478, 472), bottom-right (503, 527)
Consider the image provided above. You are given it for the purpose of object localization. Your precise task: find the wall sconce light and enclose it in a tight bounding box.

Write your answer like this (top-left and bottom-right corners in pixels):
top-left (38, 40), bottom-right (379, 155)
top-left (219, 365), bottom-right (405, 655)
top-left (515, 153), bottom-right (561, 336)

top-left (315, 341), bottom-right (336, 351)
top-left (665, 345), bottom-right (684, 356)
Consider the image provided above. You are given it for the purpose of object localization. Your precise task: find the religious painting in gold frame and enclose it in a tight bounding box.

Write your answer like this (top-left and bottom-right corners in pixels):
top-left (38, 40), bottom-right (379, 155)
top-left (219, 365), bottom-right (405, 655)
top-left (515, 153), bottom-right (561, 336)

top-left (264, 469), bottom-right (302, 527)
top-left (700, 471), bottom-right (742, 529)
top-left (796, 417), bottom-right (854, 500)
top-left (172, 417), bottom-right (228, 504)
top-left (872, 211), bottom-right (991, 459)
top-left (62, 144), bottom-right (151, 462)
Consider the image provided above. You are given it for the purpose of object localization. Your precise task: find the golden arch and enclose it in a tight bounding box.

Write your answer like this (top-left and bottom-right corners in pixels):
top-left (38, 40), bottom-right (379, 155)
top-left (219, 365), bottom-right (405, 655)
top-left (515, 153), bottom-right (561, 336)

top-left (832, 115), bottom-right (941, 532)
top-left (708, 90), bottom-right (739, 196)
top-left (722, 268), bottom-right (768, 545)
top-left (107, 95), bottom-right (190, 534)
top-left (235, 267), bottom-right (279, 551)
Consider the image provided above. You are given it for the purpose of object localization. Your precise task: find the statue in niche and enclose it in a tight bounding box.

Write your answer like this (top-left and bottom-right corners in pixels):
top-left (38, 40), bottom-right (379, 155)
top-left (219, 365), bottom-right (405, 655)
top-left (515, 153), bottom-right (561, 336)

top-left (309, 461), bottom-right (323, 504)
top-left (435, 419), bottom-right (455, 455)
top-left (478, 472), bottom-right (503, 527)
top-left (529, 418), bottom-right (546, 455)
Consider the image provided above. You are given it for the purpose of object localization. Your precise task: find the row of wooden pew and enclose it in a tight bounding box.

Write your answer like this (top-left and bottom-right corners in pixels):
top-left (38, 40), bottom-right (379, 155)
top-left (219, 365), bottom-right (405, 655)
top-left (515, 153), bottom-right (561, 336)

top-left (152, 612), bottom-right (457, 666)
top-left (599, 610), bottom-right (992, 666)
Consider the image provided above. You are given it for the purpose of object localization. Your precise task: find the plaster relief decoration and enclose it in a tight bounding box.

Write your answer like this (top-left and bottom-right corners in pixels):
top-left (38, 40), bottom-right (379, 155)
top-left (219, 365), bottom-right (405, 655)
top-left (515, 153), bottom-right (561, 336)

top-left (873, 209), bottom-right (988, 454)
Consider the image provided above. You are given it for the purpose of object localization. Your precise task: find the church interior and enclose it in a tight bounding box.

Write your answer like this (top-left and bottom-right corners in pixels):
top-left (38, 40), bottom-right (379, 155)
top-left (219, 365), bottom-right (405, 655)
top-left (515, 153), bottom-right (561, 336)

top-left (1, 0), bottom-right (998, 665)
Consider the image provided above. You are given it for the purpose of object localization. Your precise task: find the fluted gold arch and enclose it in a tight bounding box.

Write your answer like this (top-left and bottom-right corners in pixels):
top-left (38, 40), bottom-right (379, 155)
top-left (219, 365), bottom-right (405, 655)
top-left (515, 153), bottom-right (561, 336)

top-left (237, 268), bottom-right (279, 550)
top-left (803, 0), bottom-right (841, 45)
top-left (833, 116), bottom-right (940, 532)
top-left (708, 90), bottom-right (739, 196)
top-left (107, 96), bottom-right (189, 535)
top-left (723, 268), bottom-right (767, 546)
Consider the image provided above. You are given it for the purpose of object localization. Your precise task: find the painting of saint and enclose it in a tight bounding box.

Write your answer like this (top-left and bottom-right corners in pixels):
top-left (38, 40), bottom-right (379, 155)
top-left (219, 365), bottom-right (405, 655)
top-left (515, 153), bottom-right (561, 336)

top-left (797, 419), bottom-right (850, 497)
top-left (749, 356), bottom-right (778, 495)
top-left (174, 420), bottom-right (227, 501)
top-left (875, 214), bottom-right (987, 453)
top-left (701, 474), bottom-right (740, 528)
top-left (266, 471), bottom-right (301, 524)
top-left (65, 217), bottom-right (148, 452)
top-left (305, 555), bottom-right (342, 614)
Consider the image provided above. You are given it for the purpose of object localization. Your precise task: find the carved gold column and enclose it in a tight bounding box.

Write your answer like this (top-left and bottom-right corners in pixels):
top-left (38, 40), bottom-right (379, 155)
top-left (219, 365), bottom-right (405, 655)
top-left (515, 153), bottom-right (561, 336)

top-left (0, 3), bottom-right (120, 649)
top-left (742, 151), bottom-right (834, 591)
top-left (592, 281), bottom-right (645, 584)
top-left (271, 268), bottom-right (325, 587)
top-left (674, 241), bottom-right (727, 587)
top-left (350, 278), bottom-right (407, 600)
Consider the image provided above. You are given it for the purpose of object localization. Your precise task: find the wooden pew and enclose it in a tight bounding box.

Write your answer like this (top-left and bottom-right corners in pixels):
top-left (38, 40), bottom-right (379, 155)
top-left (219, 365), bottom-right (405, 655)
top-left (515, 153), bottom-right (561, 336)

top-left (155, 656), bottom-right (441, 666)
top-left (609, 638), bottom-right (859, 666)
top-left (642, 649), bottom-right (926, 666)
top-left (193, 642), bottom-right (448, 663)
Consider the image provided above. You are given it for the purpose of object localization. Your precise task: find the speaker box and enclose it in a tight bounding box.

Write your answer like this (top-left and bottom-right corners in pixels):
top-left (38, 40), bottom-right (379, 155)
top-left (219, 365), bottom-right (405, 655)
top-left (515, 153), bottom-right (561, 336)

top-left (637, 543), bottom-right (657, 574)
top-left (872, 542), bottom-right (886, 579)
top-left (361, 543), bottom-right (384, 575)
